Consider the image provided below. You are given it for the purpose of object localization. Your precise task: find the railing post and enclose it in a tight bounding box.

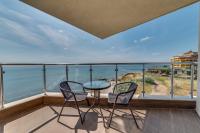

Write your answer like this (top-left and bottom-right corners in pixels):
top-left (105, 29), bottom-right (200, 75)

top-left (0, 65), bottom-right (4, 108)
top-left (190, 64), bottom-right (194, 99)
top-left (142, 64), bottom-right (145, 97)
top-left (43, 65), bottom-right (47, 95)
top-left (66, 65), bottom-right (68, 81)
top-left (115, 64), bottom-right (118, 85)
top-left (90, 65), bottom-right (92, 82)
top-left (89, 65), bottom-right (93, 96)
top-left (170, 64), bottom-right (174, 99)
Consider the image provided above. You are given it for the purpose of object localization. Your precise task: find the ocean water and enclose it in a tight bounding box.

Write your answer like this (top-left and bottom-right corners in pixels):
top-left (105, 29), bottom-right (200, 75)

top-left (2, 64), bottom-right (169, 103)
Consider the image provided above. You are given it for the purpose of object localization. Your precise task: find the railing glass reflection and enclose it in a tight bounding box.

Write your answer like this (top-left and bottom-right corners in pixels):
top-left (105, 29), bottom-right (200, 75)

top-left (46, 65), bottom-right (66, 92)
top-left (3, 65), bottom-right (43, 103)
top-left (144, 64), bottom-right (171, 97)
top-left (0, 62), bottom-right (197, 106)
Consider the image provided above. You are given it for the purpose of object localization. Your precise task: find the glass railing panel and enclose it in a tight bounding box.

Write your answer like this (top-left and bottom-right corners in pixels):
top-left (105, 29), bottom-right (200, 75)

top-left (68, 65), bottom-right (90, 92)
top-left (173, 64), bottom-right (191, 97)
top-left (117, 64), bottom-right (143, 97)
top-left (46, 65), bottom-right (66, 92)
top-left (3, 65), bottom-right (43, 103)
top-left (68, 65), bottom-right (90, 83)
top-left (193, 64), bottom-right (198, 97)
top-left (68, 82), bottom-right (85, 93)
top-left (92, 65), bottom-right (116, 94)
top-left (144, 64), bottom-right (171, 97)
top-left (1, 62), bottom-right (196, 104)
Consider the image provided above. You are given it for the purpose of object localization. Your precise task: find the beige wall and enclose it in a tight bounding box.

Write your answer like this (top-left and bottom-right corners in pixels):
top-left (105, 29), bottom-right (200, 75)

top-left (197, 58), bottom-right (200, 116)
top-left (197, 17), bottom-right (200, 116)
top-left (197, 62), bottom-right (200, 116)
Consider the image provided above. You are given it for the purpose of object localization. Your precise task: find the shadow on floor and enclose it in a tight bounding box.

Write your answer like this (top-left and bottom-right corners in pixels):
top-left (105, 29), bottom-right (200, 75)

top-left (2, 106), bottom-right (200, 133)
top-left (105, 109), bottom-right (146, 133)
top-left (58, 112), bottom-right (98, 132)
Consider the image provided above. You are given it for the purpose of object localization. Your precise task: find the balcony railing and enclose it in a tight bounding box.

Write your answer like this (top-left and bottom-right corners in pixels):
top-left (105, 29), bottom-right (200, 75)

top-left (0, 62), bottom-right (197, 108)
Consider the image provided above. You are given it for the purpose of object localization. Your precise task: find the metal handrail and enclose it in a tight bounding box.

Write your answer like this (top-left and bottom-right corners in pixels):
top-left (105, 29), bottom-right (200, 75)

top-left (0, 65), bottom-right (4, 108)
top-left (0, 61), bottom-right (197, 66)
top-left (0, 62), bottom-right (197, 108)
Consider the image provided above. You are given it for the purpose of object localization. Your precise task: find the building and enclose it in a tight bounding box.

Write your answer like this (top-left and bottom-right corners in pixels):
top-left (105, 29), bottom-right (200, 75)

top-left (171, 51), bottom-right (198, 69)
top-left (1, 1), bottom-right (200, 133)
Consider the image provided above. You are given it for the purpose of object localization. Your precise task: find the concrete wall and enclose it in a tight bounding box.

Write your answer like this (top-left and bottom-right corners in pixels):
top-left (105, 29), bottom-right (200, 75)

top-left (197, 51), bottom-right (200, 116)
top-left (197, 13), bottom-right (200, 116)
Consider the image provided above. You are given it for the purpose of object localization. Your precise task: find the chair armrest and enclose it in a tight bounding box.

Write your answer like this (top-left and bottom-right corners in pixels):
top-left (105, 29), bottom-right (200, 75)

top-left (67, 81), bottom-right (83, 85)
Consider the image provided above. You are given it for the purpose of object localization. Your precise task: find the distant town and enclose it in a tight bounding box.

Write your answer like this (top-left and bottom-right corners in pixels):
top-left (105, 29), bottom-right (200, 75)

top-left (171, 50), bottom-right (198, 68)
top-left (132, 51), bottom-right (198, 96)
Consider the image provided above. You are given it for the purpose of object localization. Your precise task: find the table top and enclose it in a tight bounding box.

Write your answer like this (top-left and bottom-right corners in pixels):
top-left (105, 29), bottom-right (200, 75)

top-left (83, 80), bottom-right (111, 90)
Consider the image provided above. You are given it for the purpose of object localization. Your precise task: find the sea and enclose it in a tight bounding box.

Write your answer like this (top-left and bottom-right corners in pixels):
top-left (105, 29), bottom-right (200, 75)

top-left (2, 64), bottom-right (169, 103)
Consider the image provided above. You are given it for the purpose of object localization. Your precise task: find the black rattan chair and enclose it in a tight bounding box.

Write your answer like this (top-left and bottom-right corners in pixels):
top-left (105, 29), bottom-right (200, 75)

top-left (57, 81), bottom-right (90, 124)
top-left (107, 82), bottom-right (139, 128)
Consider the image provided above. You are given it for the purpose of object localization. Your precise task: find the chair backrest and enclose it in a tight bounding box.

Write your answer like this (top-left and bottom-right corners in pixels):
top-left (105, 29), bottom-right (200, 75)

top-left (127, 82), bottom-right (138, 102)
top-left (113, 82), bottom-right (138, 103)
top-left (60, 81), bottom-right (73, 101)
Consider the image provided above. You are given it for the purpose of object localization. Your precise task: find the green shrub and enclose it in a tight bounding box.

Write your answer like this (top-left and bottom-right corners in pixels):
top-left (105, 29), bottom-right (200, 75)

top-left (144, 77), bottom-right (156, 85)
top-left (160, 68), bottom-right (170, 75)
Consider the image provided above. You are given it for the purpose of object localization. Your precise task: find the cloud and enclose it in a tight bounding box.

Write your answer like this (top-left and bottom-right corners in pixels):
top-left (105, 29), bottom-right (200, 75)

top-left (64, 47), bottom-right (68, 50)
top-left (0, 17), bottom-right (45, 46)
top-left (58, 29), bottom-right (64, 33)
top-left (140, 36), bottom-right (152, 42)
top-left (0, 3), bottom-right (73, 49)
top-left (37, 25), bottom-right (71, 48)
top-left (0, 37), bottom-right (25, 48)
top-left (132, 36), bottom-right (152, 45)
top-left (0, 4), bottom-right (32, 21)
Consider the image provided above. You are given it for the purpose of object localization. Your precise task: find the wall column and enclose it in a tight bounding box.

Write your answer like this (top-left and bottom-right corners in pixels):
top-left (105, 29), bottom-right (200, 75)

top-left (196, 7), bottom-right (200, 116)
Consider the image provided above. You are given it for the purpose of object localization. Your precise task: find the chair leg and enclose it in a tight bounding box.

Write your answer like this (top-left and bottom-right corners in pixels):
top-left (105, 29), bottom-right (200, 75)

top-left (57, 101), bottom-right (66, 122)
top-left (74, 101), bottom-right (84, 124)
top-left (128, 106), bottom-right (139, 129)
top-left (99, 106), bottom-right (108, 128)
top-left (108, 104), bottom-right (116, 127)
top-left (82, 100), bottom-right (93, 123)
top-left (86, 98), bottom-right (90, 106)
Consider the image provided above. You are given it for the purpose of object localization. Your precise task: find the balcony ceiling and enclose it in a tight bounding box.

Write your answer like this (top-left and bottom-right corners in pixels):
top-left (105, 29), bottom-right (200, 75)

top-left (21, 0), bottom-right (199, 39)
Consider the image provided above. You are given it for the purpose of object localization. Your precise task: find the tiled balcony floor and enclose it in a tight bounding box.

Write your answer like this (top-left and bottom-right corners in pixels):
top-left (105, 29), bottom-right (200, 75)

top-left (1, 105), bottom-right (200, 133)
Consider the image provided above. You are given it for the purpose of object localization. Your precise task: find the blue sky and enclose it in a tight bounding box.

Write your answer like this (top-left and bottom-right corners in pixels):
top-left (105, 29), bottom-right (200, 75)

top-left (0, 0), bottom-right (199, 63)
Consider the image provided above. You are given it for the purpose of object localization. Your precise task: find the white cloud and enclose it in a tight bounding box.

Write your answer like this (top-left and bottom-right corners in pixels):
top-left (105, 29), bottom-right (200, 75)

top-left (64, 47), bottom-right (68, 50)
top-left (0, 4), bottom-right (32, 20)
top-left (37, 25), bottom-right (71, 48)
top-left (0, 17), bottom-right (45, 46)
top-left (140, 36), bottom-right (152, 42)
top-left (132, 36), bottom-right (152, 45)
top-left (58, 29), bottom-right (64, 33)
top-left (0, 37), bottom-right (24, 47)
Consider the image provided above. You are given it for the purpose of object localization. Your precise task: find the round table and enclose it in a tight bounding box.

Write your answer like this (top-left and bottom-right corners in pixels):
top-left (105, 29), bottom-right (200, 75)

top-left (83, 80), bottom-right (110, 127)
top-left (83, 80), bottom-right (111, 98)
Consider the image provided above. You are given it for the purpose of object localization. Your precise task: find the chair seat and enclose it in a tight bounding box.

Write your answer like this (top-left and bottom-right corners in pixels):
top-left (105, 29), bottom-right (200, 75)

top-left (108, 93), bottom-right (129, 104)
top-left (68, 92), bottom-right (88, 102)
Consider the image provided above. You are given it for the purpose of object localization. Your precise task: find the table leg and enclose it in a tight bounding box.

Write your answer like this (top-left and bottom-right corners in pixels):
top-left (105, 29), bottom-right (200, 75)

top-left (95, 90), bottom-right (108, 128)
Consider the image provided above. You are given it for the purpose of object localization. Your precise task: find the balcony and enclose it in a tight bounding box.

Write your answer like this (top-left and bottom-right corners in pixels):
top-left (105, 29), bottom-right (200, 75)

top-left (1, 0), bottom-right (200, 133)
top-left (0, 62), bottom-right (199, 133)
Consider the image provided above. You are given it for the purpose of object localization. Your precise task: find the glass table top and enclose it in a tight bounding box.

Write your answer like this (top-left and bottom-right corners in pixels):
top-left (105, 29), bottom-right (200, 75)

top-left (83, 80), bottom-right (111, 90)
